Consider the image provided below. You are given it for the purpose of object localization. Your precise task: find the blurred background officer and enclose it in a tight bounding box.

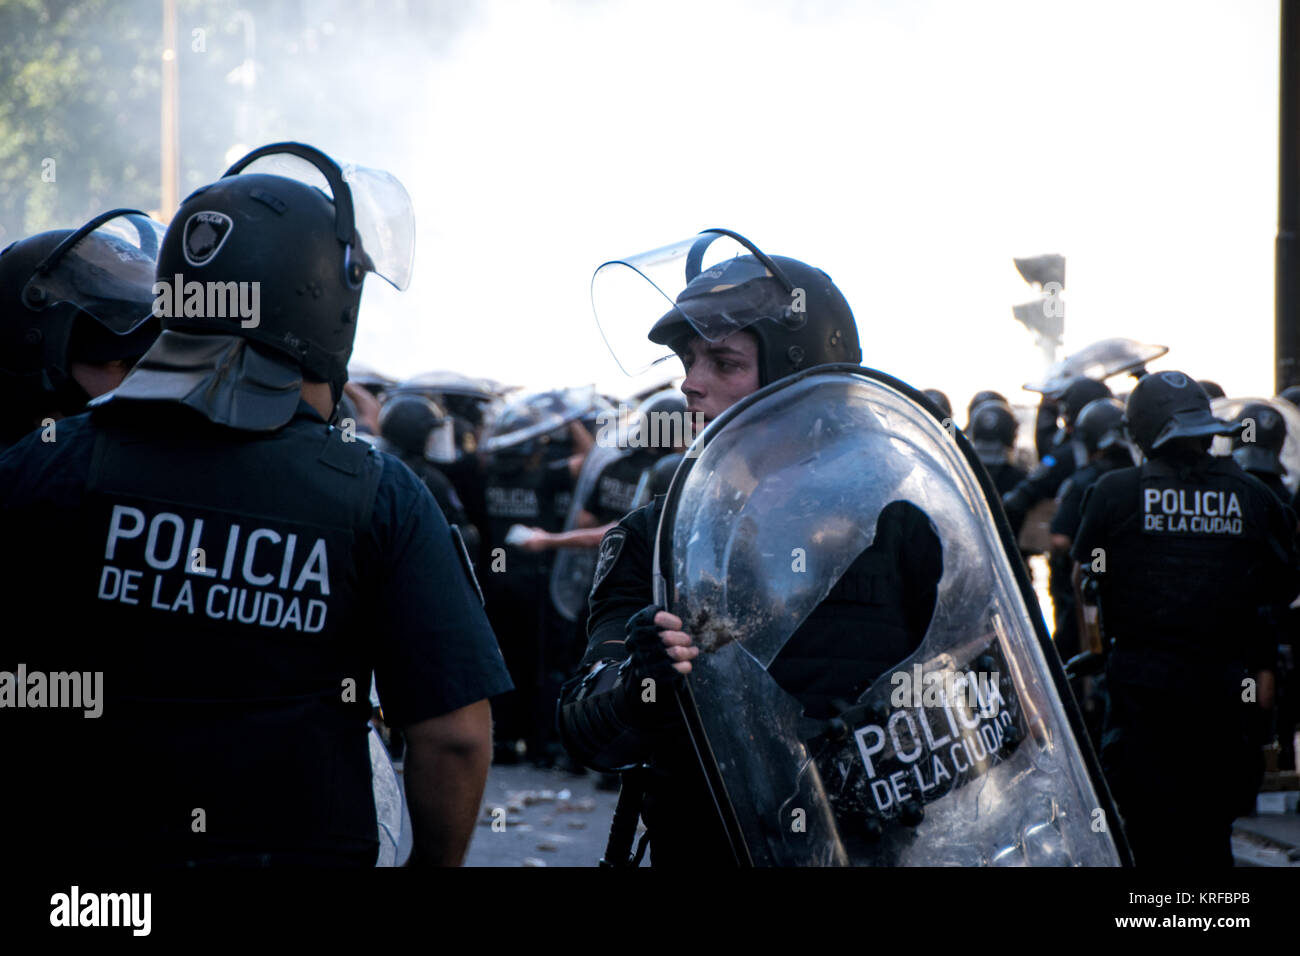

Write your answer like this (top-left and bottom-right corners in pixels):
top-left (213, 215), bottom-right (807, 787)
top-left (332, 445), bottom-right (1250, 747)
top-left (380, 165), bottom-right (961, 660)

top-left (967, 399), bottom-right (1026, 496)
top-left (480, 391), bottom-right (593, 766)
top-left (965, 389), bottom-right (1009, 429)
top-left (374, 391), bottom-right (477, 552)
top-left (1072, 371), bottom-right (1298, 866)
top-left (559, 231), bottom-right (941, 866)
top-left (1231, 401), bottom-right (1300, 777)
top-left (1232, 401), bottom-right (1292, 507)
top-left (0, 142), bottom-right (511, 866)
top-left (1047, 397), bottom-right (1135, 663)
top-left (0, 209), bottom-right (161, 451)
top-left (1002, 375), bottom-right (1112, 536)
top-left (384, 370), bottom-right (505, 562)
top-left (921, 388), bottom-right (952, 422)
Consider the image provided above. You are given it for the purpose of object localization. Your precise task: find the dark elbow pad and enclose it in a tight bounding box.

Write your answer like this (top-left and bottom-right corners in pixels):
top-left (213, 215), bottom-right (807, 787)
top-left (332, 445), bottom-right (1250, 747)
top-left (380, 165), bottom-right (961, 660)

top-left (556, 662), bottom-right (655, 772)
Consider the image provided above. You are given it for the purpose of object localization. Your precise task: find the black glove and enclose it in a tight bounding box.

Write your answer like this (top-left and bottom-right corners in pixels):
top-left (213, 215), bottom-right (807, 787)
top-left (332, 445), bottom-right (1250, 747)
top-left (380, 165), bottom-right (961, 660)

top-left (618, 604), bottom-right (683, 729)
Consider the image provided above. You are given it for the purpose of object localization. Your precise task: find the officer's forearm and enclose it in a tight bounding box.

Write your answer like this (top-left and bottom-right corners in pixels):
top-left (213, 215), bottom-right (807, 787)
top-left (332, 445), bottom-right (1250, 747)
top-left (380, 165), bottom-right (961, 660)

top-left (558, 661), bottom-right (664, 771)
top-left (544, 524), bottom-right (617, 550)
top-left (401, 699), bottom-right (493, 866)
top-left (1255, 669), bottom-right (1276, 711)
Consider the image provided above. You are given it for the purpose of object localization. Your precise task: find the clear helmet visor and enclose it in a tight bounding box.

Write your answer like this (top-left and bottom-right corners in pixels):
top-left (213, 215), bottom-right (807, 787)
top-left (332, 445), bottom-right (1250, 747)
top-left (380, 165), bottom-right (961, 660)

top-left (1025, 338), bottom-right (1169, 398)
top-left (423, 418), bottom-right (457, 465)
top-left (592, 231), bottom-right (799, 377)
top-left (229, 151), bottom-right (415, 291)
top-left (24, 211), bottom-right (166, 334)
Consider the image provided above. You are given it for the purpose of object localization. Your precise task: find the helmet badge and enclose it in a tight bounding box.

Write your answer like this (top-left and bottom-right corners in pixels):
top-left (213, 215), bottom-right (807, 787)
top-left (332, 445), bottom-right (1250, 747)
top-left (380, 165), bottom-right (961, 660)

top-left (182, 212), bottom-right (234, 267)
top-left (1159, 370), bottom-right (1188, 388)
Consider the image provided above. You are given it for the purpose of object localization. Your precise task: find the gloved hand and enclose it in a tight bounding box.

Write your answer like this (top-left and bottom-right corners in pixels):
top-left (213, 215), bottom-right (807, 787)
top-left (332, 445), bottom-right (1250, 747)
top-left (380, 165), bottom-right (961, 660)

top-left (618, 604), bottom-right (696, 728)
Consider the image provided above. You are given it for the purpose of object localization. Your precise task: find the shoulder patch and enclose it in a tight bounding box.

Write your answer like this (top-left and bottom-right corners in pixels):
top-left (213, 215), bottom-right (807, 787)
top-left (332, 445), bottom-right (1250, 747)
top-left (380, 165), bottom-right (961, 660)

top-left (590, 527), bottom-right (628, 595)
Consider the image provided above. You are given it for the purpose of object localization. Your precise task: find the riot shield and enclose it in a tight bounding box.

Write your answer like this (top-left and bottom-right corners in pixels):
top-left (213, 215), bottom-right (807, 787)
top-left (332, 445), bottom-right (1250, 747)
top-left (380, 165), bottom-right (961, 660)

top-left (481, 386), bottom-right (611, 455)
top-left (1025, 338), bottom-right (1168, 398)
top-left (549, 442), bottom-right (632, 622)
top-left (389, 369), bottom-right (506, 401)
top-left (657, 366), bottom-right (1127, 866)
top-left (1211, 396), bottom-right (1300, 496)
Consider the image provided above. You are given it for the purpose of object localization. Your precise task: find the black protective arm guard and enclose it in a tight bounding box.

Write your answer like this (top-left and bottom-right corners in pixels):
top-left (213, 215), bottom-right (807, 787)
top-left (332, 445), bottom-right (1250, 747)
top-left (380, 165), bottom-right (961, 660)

top-left (556, 660), bottom-right (661, 773)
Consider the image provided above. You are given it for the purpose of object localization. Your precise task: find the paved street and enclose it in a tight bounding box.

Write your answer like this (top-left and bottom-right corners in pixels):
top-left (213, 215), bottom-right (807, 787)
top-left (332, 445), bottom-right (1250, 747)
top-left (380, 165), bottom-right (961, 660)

top-left (432, 758), bottom-right (1300, 866)
top-left (463, 763), bottom-right (622, 867)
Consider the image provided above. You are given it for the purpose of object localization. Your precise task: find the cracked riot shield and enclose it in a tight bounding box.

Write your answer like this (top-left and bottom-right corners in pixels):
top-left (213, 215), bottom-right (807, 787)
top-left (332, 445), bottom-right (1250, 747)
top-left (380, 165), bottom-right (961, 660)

top-left (656, 366), bottom-right (1127, 866)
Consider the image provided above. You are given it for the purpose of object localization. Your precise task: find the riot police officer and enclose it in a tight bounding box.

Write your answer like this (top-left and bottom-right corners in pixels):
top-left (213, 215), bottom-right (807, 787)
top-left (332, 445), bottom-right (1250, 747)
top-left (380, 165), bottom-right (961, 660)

top-left (1232, 401), bottom-right (1292, 507)
top-left (481, 391), bottom-right (593, 765)
top-left (968, 399), bottom-right (1026, 496)
top-left (558, 231), bottom-right (942, 866)
top-left (0, 210), bottom-right (162, 450)
top-left (965, 389), bottom-right (1008, 429)
top-left (0, 143), bottom-right (512, 866)
top-left (1002, 376), bottom-right (1112, 535)
top-left (1071, 371), bottom-right (1297, 866)
top-left (922, 388), bottom-right (953, 422)
top-left (388, 370), bottom-right (505, 561)
top-left (1231, 401), bottom-right (1300, 775)
top-left (375, 391), bottom-right (477, 551)
top-left (1047, 397), bottom-right (1135, 661)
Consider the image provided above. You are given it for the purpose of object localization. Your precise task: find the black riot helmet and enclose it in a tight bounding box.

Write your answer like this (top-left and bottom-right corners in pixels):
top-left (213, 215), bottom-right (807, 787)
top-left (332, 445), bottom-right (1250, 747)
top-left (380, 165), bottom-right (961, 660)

top-left (379, 392), bottom-right (456, 464)
top-left (1277, 385), bottom-right (1300, 409)
top-left (1124, 369), bottom-right (1238, 457)
top-left (1074, 397), bottom-right (1128, 455)
top-left (966, 389), bottom-right (1008, 421)
top-left (628, 387), bottom-right (690, 451)
top-left (101, 142), bottom-right (414, 431)
top-left (0, 210), bottom-right (163, 438)
top-left (921, 389), bottom-right (953, 421)
top-left (593, 230), bottom-right (861, 388)
top-left (1232, 401), bottom-right (1287, 476)
top-left (1058, 377), bottom-right (1113, 430)
top-left (1198, 379), bottom-right (1225, 399)
top-left (968, 400), bottom-right (1018, 465)
top-left (635, 451), bottom-right (685, 506)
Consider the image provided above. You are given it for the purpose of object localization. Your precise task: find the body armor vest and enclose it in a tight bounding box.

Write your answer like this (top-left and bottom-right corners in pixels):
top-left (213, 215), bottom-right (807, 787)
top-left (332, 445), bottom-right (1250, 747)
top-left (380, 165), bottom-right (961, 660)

top-left (74, 405), bottom-right (384, 862)
top-left (1095, 457), bottom-right (1278, 694)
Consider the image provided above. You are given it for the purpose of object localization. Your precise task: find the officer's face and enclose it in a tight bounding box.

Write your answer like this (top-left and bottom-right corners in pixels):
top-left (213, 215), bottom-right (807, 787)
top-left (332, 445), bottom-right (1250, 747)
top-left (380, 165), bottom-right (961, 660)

top-left (69, 359), bottom-right (132, 399)
top-left (676, 332), bottom-right (760, 424)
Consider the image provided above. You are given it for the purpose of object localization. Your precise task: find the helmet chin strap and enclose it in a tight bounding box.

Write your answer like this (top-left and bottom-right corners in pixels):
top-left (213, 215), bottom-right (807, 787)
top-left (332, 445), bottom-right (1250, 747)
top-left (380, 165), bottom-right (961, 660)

top-left (327, 378), bottom-right (345, 424)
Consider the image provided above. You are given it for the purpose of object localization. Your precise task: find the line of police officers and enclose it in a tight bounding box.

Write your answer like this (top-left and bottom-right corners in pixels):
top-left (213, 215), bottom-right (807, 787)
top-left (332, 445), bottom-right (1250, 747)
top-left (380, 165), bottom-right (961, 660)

top-left (1, 140), bottom-right (1295, 867)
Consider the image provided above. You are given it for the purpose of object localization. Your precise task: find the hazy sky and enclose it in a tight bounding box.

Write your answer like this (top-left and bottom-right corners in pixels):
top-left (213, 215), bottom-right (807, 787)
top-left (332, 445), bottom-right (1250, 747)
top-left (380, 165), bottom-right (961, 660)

top-left (275, 0), bottom-right (1281, 411)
